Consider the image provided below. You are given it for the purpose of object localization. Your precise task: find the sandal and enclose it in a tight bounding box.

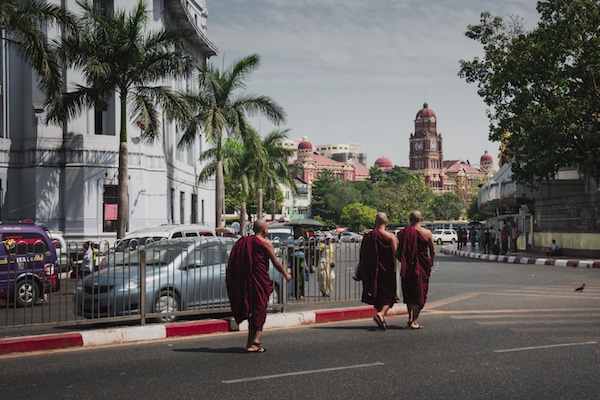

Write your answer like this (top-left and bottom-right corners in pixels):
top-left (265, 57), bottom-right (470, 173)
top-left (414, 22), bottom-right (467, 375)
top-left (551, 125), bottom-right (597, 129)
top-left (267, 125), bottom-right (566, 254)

top-left (246, 342), bottom-right (267, 353)
top-left (373, 315), bottom-right (387, 330)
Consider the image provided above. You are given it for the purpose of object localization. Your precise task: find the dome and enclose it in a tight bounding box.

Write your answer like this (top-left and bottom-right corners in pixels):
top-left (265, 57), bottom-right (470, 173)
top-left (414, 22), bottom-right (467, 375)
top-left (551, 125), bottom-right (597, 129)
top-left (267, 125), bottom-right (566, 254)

top-left (480, 150), bottom-right (493, 164)
top-left (298, 136), bottom-right (312, 150)
top-left (416, 102), bottom-right (436, 119)
top-left (374, 156), bottom-right (393, 171)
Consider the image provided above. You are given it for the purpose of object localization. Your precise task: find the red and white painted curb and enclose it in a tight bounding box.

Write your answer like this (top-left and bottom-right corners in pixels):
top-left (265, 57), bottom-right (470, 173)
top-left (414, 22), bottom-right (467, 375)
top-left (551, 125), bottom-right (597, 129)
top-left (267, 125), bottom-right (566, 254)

top-left (442, 248), bottom-right (600, 268)
top-left (0, 304), bottom-right (407, 356)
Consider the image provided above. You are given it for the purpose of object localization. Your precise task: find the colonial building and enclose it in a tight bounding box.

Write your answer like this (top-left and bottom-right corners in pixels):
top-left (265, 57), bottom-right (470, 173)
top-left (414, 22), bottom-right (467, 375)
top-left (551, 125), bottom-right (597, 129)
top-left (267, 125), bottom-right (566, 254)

top-left (409, 103), bottom-right (445, 193)
top-left (408, 103), bottom-right (495, 200)
top-left (0, 1), bottom-right (218, 241)
top-left (292, 136), bottom-right (370, 183)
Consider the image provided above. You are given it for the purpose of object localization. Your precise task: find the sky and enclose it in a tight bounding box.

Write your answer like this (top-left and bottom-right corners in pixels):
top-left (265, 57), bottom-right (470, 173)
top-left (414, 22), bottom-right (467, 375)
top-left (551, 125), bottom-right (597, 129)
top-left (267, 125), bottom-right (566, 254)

top-left (206, 0), bottom-right (541, 169)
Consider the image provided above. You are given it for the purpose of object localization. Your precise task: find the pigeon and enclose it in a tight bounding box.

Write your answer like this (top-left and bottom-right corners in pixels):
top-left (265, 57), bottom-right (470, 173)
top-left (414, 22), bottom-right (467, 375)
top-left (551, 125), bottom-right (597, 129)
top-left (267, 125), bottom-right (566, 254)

top-left (574, 283), bottom-right (585, 292)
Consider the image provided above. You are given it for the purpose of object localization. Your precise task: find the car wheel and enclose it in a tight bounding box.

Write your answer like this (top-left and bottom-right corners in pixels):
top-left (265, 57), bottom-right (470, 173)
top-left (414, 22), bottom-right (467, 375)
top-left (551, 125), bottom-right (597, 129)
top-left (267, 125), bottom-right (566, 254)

top-left (154, 290), bottom-right (180, 323)
top-left (437, 238), bottom-right (443, 245)
top-left (451, 239), bottom-right (456, 244)
top-left (350, 238), bottom-right (355, 243)
top-left (14, 278), bottom-right (39, 307)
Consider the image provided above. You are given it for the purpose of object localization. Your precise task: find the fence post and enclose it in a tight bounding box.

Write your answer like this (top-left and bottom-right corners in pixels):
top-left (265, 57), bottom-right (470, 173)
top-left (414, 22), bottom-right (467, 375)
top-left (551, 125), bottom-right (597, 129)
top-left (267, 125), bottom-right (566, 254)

top-left (140, 249), bottom-right (146, 326)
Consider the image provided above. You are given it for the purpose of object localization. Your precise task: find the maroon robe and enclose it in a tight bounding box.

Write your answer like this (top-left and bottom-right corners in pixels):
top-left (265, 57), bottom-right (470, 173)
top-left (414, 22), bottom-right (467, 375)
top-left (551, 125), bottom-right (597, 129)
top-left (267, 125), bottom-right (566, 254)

top-left (397, 226), bottom-right (431, 308)
top-left (226, 236), bottom-right (273, 330)
top-left (358, 229), bottom-right (397, 309)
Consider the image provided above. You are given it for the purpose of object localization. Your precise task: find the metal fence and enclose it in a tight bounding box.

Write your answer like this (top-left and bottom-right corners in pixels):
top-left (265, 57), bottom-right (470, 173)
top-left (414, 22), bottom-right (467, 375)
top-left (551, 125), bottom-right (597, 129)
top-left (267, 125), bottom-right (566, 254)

top-left (0, 237), bottom-right (364, 331)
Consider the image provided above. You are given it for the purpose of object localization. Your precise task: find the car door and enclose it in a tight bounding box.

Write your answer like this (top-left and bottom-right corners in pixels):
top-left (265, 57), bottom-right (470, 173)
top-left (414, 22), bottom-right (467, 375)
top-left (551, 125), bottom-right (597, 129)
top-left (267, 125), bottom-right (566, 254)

top-left (182, 241), bottom-right (228, 309)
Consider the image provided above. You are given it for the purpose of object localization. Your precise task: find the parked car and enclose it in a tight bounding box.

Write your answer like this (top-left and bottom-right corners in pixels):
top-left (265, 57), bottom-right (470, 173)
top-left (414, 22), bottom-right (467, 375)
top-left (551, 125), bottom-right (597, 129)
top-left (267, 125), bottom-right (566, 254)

top-left (0, 224), bottom-right (59, 307)
top-left (432, 229), bottom-right (458, 245)
top-left (76, 237), bottom-right (284, 322)
top-left (113, 224), bottom-right (216, 252)
top-left (338, 231), bottom-right (363, 243)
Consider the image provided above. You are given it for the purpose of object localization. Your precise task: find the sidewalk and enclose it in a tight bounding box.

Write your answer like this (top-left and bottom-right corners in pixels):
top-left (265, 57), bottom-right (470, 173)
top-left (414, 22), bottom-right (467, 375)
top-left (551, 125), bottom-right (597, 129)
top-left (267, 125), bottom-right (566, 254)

top-left (0, 303), bottom-right (408, 356)
top-left (442, 245), bottom-right (600, 268)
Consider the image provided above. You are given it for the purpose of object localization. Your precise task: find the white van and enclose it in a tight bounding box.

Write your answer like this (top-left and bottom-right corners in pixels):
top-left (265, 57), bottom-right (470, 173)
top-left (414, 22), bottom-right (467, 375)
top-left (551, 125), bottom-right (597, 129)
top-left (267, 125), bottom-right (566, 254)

top-left (115, 224), bottom-right (216, 251)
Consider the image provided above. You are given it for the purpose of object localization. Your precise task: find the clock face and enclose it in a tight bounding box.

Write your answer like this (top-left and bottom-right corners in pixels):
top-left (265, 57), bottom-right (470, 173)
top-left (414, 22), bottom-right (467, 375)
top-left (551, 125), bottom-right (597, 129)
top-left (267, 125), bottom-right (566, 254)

top-left (415, 141), bottom-right (423, 151)
top-left (430, 140), bottom-right (437, 150)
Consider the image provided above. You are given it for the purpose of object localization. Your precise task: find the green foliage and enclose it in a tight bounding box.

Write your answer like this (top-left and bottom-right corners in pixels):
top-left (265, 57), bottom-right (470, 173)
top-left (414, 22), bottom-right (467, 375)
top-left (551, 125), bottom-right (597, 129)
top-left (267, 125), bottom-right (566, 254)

top-left (431, 192), bottom-right (464, 220)
top-left (467, 194), bottom-right (488, 221)
top-left (459, 1), bottom-right (600, 184)
top-left (340, 203), bottom-right (377, 232)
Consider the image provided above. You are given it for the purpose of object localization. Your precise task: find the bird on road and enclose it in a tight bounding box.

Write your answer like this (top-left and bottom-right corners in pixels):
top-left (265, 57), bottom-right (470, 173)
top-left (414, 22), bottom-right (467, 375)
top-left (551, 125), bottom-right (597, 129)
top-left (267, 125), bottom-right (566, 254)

top-left (574, 283), bottom-right (585, 292)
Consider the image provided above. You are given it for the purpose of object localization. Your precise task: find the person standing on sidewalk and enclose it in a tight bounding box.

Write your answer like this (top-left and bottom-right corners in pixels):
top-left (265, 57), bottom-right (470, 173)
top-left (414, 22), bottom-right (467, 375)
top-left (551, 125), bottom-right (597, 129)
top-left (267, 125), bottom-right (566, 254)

top-left (81, 241), bottom-right (94, 277)
top-left (317, 232), bottom-right (335, 297)
top-left (226, 219), bottom-right (291, 353)
top-left (357, 212), bottom-right (398, 330)
top-left (396, 210), bottom-right (435, 330)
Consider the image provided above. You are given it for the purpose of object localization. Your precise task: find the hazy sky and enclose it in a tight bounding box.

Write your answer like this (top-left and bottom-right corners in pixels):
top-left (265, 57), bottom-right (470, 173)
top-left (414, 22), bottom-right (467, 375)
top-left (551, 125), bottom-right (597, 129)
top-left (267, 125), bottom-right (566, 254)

top-left (206, 0), bottom-right (540, 169)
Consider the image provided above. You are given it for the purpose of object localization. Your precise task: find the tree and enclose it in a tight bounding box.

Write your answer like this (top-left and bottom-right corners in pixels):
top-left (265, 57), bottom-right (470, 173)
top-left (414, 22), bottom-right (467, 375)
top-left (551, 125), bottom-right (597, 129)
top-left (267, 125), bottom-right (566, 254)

top-left (0, 0), bottom-right (76, 104)
top-left (340, 203), bottom-right (377, 232)
top-left (49, 0), bottom-right (192, 238)
top-left (467, 194), bottom-right (488, 222)
top-left (459, 1), bottom-right (600, 184)
top-left (251, 128), bottom-right (297, 221)
top-left (178, 54), bottom-right (286, 228)
top-left (431, 192), bottom-right (464, 220)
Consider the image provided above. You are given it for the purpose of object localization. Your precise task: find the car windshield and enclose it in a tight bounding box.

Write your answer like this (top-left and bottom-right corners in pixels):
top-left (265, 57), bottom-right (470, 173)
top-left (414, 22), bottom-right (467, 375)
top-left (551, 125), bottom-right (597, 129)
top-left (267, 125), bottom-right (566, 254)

top-left (267, 232), bottom-right (293, 242)
top-left (433, 230), bottom-right (443, 235)
top-left (108, 241), bottom-right (189, 267)
top-left (114, 236), bottom-right (167, 252)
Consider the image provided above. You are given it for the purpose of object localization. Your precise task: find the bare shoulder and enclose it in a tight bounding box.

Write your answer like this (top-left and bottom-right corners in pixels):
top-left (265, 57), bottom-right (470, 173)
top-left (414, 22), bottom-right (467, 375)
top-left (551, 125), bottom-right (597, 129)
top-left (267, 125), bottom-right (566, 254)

top-left (384, 231), bottom-right (397, 242)
top-left (417, 226), bottom-right (432, 239)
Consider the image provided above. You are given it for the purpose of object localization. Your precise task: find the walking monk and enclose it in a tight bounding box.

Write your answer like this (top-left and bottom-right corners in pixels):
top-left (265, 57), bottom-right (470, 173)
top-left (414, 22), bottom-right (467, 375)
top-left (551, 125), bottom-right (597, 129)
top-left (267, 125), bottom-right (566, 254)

top-left (226, 219), bottom-right (291, 352)
top-left (396, 210), bottom-right (435, 329)
top-left (357, 212), bottom-right (398, 330)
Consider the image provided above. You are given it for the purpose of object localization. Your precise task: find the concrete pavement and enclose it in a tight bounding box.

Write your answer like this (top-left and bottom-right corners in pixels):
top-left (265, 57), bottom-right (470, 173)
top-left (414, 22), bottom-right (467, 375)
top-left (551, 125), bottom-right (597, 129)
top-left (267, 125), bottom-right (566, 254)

top-left (2, 245), bottom-right (599, 356)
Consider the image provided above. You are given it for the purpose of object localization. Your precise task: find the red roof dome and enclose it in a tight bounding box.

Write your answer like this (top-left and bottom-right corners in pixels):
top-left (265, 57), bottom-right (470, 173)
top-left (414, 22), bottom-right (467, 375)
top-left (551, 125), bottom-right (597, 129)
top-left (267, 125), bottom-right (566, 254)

top-left (374, 156), bottom-right (393, 171)
top-left (298, 136), bottom-right (312, 150)
top-left (480, 150), bottom-right (493, 164)
top-left (416, 102), bottom-right (436, 119)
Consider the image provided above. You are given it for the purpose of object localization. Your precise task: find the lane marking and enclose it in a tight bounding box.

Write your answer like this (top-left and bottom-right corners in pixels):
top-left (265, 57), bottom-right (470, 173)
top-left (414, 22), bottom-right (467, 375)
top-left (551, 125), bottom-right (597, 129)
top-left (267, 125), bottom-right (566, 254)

top-left (222, 362), bottom-right (385, 384)
top-left (494, 341), bottom-right (598, 353)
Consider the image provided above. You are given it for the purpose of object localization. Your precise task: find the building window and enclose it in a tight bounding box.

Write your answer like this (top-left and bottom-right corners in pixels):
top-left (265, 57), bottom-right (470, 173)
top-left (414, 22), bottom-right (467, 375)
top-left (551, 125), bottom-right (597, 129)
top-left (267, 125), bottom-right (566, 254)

top-left (170, 188), bottom-right (175, 224)
top-left (191, 193), bottom-right (198, 223)
top-left (180, 191), bottom-right (185, 224)
top-left (201, 199), bottom-right (205, 224)
top-left (102, 185), bottom-right (118, 232)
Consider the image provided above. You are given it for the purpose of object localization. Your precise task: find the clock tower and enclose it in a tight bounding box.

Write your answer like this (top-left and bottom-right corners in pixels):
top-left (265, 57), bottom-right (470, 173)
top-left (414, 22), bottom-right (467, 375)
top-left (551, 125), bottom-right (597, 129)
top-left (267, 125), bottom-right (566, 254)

top-left (409, 103), bottom-right (444, 193)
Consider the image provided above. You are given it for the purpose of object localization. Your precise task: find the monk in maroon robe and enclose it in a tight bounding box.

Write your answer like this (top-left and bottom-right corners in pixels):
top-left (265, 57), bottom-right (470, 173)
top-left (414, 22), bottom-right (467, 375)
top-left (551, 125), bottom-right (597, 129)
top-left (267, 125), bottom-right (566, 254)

top-left (396, 210), bottom-right (435, 330)
top-left (358, 212), bottom-right (398, 330)
top-left (227, 219), bottom-right (291, 352)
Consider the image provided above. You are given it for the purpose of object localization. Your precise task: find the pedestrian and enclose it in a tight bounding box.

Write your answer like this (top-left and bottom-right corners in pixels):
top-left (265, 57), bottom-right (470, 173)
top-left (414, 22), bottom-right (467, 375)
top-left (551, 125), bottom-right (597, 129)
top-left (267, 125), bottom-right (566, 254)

top-left (81, 241), bottom-right (94, 277)
top-left (457, 227), bottom-right (463, 250)
top-left (396, 210), bottom-right (435, 330)
top-left (547, 239), bottom-right (561, 256)
top-left (318, 232), bottom-right (335, 297)
top-left (483, 228), bottom-right (491, 254)
top-left (500, 226), bottom-right (509, 254)
top-left (511, 225), bottom-right (520, 252)
top-left (226, 219), bottom-right (291, 353)
top-left (469, 226), bottom-right (476, 248)
top-left (356, 212), bottom-right (398, 330)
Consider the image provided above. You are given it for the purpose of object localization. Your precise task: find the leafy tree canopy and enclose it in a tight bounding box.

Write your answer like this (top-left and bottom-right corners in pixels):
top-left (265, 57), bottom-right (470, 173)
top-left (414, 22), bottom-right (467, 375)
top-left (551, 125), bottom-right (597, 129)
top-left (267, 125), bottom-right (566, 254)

top-left (459, 0), bottom-right (600, 184)
top-left (340, 203), bottom-right (377, 232)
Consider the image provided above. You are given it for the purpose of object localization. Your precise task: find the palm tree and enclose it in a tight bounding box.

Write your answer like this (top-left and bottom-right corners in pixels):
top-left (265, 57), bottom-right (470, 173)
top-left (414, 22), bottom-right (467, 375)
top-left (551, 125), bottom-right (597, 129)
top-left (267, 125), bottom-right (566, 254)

top-left (197, 137), bottom-right (257, 235)
top-left (178, 53), bottom-right (287, 228)
top-left (252, 129), bottom-right (297, 220)
top-left (48, 0), bottom-right (193, 238)
top-left (0, 0), bottom-right (76, 101)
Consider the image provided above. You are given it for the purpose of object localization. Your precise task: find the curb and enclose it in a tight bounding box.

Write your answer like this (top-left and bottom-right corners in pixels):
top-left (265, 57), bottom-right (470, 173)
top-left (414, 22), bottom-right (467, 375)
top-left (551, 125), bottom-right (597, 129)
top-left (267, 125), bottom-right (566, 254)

top-left (0, 304), bottom-right (407, 356)
top-left (442, 248), bottom-right (600, 268)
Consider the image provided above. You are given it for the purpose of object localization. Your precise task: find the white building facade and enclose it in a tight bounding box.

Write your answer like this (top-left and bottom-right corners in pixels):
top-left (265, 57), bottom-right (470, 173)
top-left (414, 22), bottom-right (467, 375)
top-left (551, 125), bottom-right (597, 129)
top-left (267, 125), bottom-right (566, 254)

top-left (0, 0), bottom-right (218, 241)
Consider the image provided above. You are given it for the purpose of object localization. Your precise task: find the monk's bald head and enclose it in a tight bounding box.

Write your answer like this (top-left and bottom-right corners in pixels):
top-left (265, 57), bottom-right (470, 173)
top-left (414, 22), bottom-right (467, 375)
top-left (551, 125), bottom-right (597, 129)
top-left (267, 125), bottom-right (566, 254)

top-left (254, 219), bottom-right (267, 235)
top-left (409, 210), bottom-right (422, 225)
top-left (375, 212), bottom-right (388, 226)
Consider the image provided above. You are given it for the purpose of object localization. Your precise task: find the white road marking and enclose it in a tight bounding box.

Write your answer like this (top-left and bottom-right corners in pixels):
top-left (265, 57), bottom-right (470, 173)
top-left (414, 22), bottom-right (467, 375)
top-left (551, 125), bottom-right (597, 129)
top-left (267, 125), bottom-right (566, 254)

top-left (494, 341), bottom-right (598, 353)
top-left (222, 362), bottom-right (385, 384)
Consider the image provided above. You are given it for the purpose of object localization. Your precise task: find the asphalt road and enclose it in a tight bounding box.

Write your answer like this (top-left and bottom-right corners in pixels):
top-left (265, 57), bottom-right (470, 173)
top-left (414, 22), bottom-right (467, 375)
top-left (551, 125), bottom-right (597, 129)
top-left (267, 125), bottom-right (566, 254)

top-left (2, 252), bottom-right (599, 399)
